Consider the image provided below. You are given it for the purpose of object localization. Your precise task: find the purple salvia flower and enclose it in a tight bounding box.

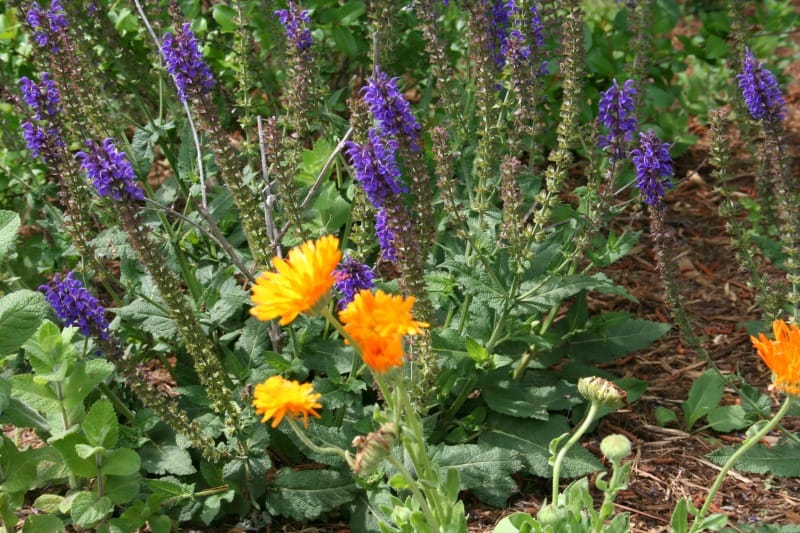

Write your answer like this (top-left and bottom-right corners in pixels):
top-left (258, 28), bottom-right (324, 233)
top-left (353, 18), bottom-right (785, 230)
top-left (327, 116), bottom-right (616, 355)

top-left (275, 2), bottom-right (313, 52)
top-left (489, 0), bottom-right (512, 67)
top-left (76, 138), bottom-right (145, 202)
top-left (598, 79), bottom-right (638, 158)
top-left (346, 128), bottom-right (407, 208)
top-left (530, 4), bottom-right (544, 48)
top-left (362, 69), bottom-right (421, 149)
top-left (160, 23), bottom-right (215, 103)
top-left (630, 130), bottom-right (673, 206)
top-left (39, 272), bottom-right (110, 339)
top-left (26, 1), bottom-right (68, 52)
top-left (736, 48), bottom-right (786, 123)
top-left (334, 256), bottom-right (376, 308)
top-left (19, 73), bottom-right (61, 121)
top-left (22, 122), bottom-right (49, 159)
top-left (375, 209), bottom-right (397, 261)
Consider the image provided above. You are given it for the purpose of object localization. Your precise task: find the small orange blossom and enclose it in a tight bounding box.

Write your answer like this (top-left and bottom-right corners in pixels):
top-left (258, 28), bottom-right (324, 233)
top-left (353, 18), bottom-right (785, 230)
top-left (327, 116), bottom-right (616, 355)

top-left (252, 375), bottom-right (322, 428)
top-left (751, 319), bottom-right (800, 397)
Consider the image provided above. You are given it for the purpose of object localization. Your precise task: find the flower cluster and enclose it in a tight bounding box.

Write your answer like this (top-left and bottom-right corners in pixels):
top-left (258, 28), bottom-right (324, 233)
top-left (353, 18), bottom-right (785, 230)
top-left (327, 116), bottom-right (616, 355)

top-left (736, 48), bottom-right (786, 123)
top-left (250, 234), bottom-right (342, 324)
top-left (160, 23), bottom-right (215, 103)
top-left (598, 79), bottom-right (638, 158)
top-left (26, 0), bottom-right (68, 52)
top-left (363, 69), bottom-right (421, 149)
top-left (253, 375), bottom-right (322, 428)
top-left (39, 272), bottom-right (110, 339)
top-left (19, 74), bottom-right (63, 160)
top-left (751, 319), bottom-right (800, 397)
top-left (488, 0), bottom-right (512, 67)
top-left (275, 2), bottom-right (313, 53)
top-left (75, 138), bottom-right (145, 202)
top-left (630, 129), bottom-right (673, 206)
top-left (374, 209), bottom-right (397, 261)
top-left (335, 256), bottom-right (376, 308)
top-left (339, 290), bottom-right (428, 373)
top-left (346, 128), bottom-right (406, 208)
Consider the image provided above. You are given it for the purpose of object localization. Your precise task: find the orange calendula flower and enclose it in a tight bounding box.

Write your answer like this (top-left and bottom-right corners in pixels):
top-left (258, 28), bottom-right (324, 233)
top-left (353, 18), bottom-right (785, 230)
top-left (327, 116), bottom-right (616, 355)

top-left (339, 289), bottom-right (429, 373)
top-left (252, 375), bottom-right (322, 428)
top-left (751, 319), bottom-right (800, 397)
top-left (250, 234), bottom-right (342, 325)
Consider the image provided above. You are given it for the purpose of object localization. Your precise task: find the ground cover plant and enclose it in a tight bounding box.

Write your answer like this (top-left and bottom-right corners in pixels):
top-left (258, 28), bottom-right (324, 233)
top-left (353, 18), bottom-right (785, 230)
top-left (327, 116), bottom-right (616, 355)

top-left (0, 0), bottom-right (799, 531)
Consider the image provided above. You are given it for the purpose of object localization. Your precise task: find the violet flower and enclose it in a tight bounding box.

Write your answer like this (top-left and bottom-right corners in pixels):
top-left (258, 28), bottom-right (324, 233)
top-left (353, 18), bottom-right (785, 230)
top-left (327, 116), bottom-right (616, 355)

top-left (275, 2), bottom-right (313, 52)
top-left (26, 0), bottom-right (68, 52)
top-left (630, 129), bottom-right (673, 206)
top-left (40, 272), bottom-right (110, 339)
top-left (363, 69), bottom-right (421, 149)
top-left (346, 128), bottom-right (407, 208)
top-left (598, 79), bottom-right (638, 158)
top-left (375, 209), bottom-right (397, 261)
top-left (19, 73), bottom-right (61, 121)
top-left (736, 48), bottom-right (786, 123)
top-left (76, 138), bottom-right (145, 202)
top-left (161, 23), bottom-right (215, 103)
top-left (334, 256), bottom-right (376, 308)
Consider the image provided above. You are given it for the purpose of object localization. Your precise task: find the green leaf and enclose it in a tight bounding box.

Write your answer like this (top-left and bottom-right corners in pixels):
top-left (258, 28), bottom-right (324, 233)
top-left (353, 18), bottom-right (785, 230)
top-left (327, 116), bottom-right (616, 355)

top-left (111, 298), bottom-right (177, 339)
top-left (140, 444), bottom-right (196, 476)
top-left (22, 321), bottom-right (77, 381)
top-left (654, 406), bottom-right (679, 427)
top-left (332, 26), bottom-right (359, 58)
top-left (0, 290), bottom-right (49, 356)
top-left (71, 491), bottom-right (113, 527)
top-left (492, 512), bottom-right (537, 533)
top-left (130, 128), bottom-right (155, 179)
top-left (62, 359), bottom-right (115, 411)
top-left (212, 4), bottom-right (237, 32)
top-left (266, 469), bottom-right (357, 521)
top-left (84, 398), bottom-right (119, 448)
top-left (102, 448), bottom-right (141, 477)
top-left (22, 514), bottom-right (65, 533)
top-left (104, 473), bottom-right (141, 505)
top-left (0, 377), bottom-right (10, 413)
top-left (9, 374), bottom-right (60, 419)
top-left (1, 447), bottom-right (44, 492)
top-left (49, 432), bottom-right (97, 478)
top-left (32, 493), bottom-right (64, 514)
top-left (76, 443), bottom-right (105, 459)
top-left (707, 404), bottom-right (751, 432)
top-left (235, 318), bottom-right (272, 368)
top-left (553, 317), bottom-right (671, 364)
top-left (148, 514), bottom-right (173, 533)
top-left (465, 336), bottom-right (490, 364)
top-left (0, 210), bottom-right (20, 262)
top-left (682, 369), bottom-right (725, 430)
top-left (480, 370), bottom-right (577, 419)
top-left (670, 498), bottom-right (688, 533)
top-left (707, 440), bottom-right (800, 477)
top-left (433, 444), bottom-right (524, 507)
top-left (199, 489), bottom-right (235, 525)
top-left (479, 413), bottom-right (602, 478)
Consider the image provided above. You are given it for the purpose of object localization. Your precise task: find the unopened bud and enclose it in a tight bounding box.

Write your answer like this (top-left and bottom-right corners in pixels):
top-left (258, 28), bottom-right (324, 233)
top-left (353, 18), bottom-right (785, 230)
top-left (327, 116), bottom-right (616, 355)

top-left (577, 377), bottom-right (626, 410)
top-left (351, 422), bottom-right (398, 477)
top-left (600, 434), bottom-right (632, 462)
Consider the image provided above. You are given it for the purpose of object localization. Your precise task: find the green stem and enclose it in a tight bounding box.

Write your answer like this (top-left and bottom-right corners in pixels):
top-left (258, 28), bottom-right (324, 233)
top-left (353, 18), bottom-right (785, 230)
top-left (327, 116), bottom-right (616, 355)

top-left (98, 382), bottom-right (135, 422)
top-left (286, 417), bottom-right (351, 463)
top-left (552, 401), bottom-right (600, 504)
top-left (95, 454), bottom-right (105, 497)
top-left (690, 396), bottom-right (793, 532)
top-left (384, 454), bottom-right (439, 530)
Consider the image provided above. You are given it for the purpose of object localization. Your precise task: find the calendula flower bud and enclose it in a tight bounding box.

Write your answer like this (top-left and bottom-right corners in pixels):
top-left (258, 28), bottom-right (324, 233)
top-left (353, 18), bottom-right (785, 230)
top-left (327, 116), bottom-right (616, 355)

top-left (536, 503), bottom-right (566, 525)
top-left (351, 422), bottom-right (398, 476)
top-left (577, 377), bottom-right (626, 410)
top-left (600, 434), bottom-right (632, 463)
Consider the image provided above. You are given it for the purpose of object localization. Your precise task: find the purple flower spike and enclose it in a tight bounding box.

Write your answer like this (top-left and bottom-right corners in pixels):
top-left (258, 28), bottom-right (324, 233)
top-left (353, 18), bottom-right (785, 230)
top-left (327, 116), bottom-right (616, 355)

top-left (76, 138), bottom-right (145, 202)
top-left (26, 1), bottom-right (68, 52)
top-left (40, 272), bottom-right (110, 339)
top-left (334, 256), bottom-right (376, 308)
top-left (22, 122), bottom-right (49, 159)
top-left (346, 128), bottom-right (407, 209)
top-left (275, 2), bottom-right (313, 52)
top-left (363, 69), bottom-right (421, 149)
top-left (375, 209), bottom-right (397, 261)
top-left (19, 73), bottom-right (61, 121)
top-left (631, 130), bottom-right (673, 206)
top-left (160, 23), bottom-right (215, 103)
top-left (736, 48), bottom-right (786, 123)
top-left (598, 79), bottom-right (638, 158)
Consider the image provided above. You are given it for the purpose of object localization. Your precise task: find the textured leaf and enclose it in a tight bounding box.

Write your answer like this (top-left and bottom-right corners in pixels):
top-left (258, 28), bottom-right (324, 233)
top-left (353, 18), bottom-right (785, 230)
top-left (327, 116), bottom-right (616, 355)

top-left (104, 473), bottom-right (141, 505)
top-left (207, 278), bottom-right (248, 326)
top-left (480, 369), bottom-right (578, 419)
top-left (84, 398), bottom-right (119, 448)
top-left (433, 444), bottom-right (524, 506)
top-left (552, 316), bottom-right (671, 364)
top-left (140, 444), bottom-right (195, 476)
top-left (62, 359), bottom-right (115, 411)
top-left (0, 290), bottom-right (49, 356)
top-left (71, 491), bottom-right (113, 527)
top-left (234, 318), bottom-right (272, 366)
top-left (111, 298), bottom-right (177, 339)
top-left (102, 448), bottom-right (141, 477)
top-left (266, 469), bottom-right (356, 521)
top-left (707, 440), bottom-right (800, 477)
top-left (130, 127), bottom-right (155, 178)
top-left (479, 413), bottom-right (602, 478)
top-left (517, 274), bottom-right (625, 312)
top-left (683, 369), bottom-right (725, 430)
top-left (22, 514), bottom-right (65, 533)
top-left (0, 210), bottom-right (20, 261)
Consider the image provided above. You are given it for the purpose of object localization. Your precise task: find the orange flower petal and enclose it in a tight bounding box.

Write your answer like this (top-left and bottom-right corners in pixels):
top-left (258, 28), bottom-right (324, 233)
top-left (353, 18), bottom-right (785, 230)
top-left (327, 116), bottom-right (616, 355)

top-left (751, 319), bottom-right (800, 397)
top-left (252, 375), bottom-right (322, 428)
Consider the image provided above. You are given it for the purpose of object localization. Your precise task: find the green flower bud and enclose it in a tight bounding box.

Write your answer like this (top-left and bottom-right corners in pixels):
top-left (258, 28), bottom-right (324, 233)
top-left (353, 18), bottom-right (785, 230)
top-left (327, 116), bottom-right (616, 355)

top-left (600, 434), bottom-right (632, 462)
top-left (351, 422), bottom-right (398, 477)
top-left (536, 503), bottom-right (566, 525)
top-left (577, 377), bottom-right (626, 410)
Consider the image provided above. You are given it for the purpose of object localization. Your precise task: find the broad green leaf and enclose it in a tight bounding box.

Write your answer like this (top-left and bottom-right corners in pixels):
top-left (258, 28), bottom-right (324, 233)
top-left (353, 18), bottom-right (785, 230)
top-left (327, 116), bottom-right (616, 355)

top-left (552, 317), bottom-right (671, 364)
top-left (266, 469), bottom-right (357, 521)
top-left (670, 498), bottom-right (688, 533)
top-left (130, 127), bottom-right (155, 178)
top-left (654, 406), bottom-right (679, 427)
top-left (492, 512), bottom-right (537, 533)
top-left (0, 210), bottom-right (20, 261)
top-left (465, 336), bottom-right (490, 364)
top-left (76, 443), bottom-right (105, 459)
top-left (146, 478), bottom-right (195, 499)
top-left (0, 377), bottom-right (9, 412)
top-left (104, 473), bottom-right (141, 505)
top-left (433, 444), bottom-right (524, 507)
top-left (480, 370), bottom-right (577, 419)
top-left (32, 493), bottom-right (64, 514)
top-left (199, 489), bottom-right (235, 525)
top-left (212, 4), bottom-right (237, 32)
top-left (707, 404), bottom-right (751, 432)
top-left (49, 432), bottom-right (97, 478)
top-left (682, 369), bottom-right (725, 430)
top-left (0, 290), bottom-right (49, 356)
top-left (234, 318), bottom-right (272, 368)
top-left (22, 514), bottom-right (65, 533)
top-left (23, 321), bottom-right (77, 381)
top-left (707, 440), bottom-right (800, 477)
top-left (102, 448), bottom-right (141, 477)
top-left (71, 491), bottom-right (113, 527)
top-left (9, 374), bottom-right (60, 416)
top-left (111, 298), bottom-right (177, 339)
top-left (62, 359), bottom-right (115, 411)
top-left (140, 444), bottom-right (196, 476)
top-left (479, 414), bottom-right (602, 478)
top-left (148, 515), bottom-right (173, 533)
top-left (1, 447), bottom-right (43, 492)
top-left (84, 398), bottom-right (119, 448)
top-left (332, 26), bottom-right (359, 58)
